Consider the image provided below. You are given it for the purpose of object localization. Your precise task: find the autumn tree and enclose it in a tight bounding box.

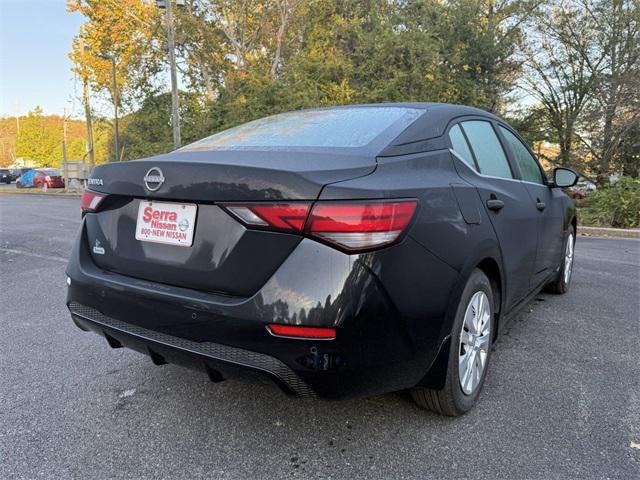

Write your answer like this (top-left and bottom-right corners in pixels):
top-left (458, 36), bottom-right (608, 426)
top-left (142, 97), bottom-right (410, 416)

top-left (174, 2), bottom-right (231, 101)
top-left (68, 0), bottom-right (163, 109)
top-left (66, 0), bottom-right (638, 183)
top-left (0, 117), bottom-right (19, 167)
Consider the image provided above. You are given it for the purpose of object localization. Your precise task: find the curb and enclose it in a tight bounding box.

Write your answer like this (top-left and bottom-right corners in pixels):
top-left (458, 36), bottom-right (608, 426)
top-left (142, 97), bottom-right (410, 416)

top-left (0, 189), bottom-right (81, 198)
top-left (578, 226), bottom-right (640, 240)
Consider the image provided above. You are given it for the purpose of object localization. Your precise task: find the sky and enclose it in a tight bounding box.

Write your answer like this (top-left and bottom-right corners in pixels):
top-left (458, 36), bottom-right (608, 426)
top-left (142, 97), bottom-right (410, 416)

top-left (0, 0), bottom-right (85, 118)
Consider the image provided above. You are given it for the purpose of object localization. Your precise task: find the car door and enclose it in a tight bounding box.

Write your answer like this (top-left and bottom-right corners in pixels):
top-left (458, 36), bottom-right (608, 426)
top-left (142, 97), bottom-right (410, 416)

top-left (497, 125), bottom-right (565, 286)
top-left (448, 120), bottom-right (539, 309)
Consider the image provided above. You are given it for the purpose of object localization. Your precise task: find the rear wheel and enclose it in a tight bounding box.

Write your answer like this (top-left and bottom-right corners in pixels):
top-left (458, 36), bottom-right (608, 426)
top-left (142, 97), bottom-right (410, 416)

top-left (545, 229), bottom-right (575, 294)
top-left (411, 269), bottom-right (495, 416)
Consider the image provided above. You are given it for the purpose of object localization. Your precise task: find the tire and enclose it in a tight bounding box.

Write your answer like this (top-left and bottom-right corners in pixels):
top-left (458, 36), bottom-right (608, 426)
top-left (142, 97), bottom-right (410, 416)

top-left (411, 269), bottom-right (495, 416)
top-left (544, 228), bottom-right (575, 294)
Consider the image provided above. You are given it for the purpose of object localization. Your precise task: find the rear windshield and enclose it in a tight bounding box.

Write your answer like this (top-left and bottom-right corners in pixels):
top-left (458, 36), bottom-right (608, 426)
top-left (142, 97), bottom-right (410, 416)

top-left (39, 169), bottom-right (61, 175)
top-left (180, 107), bottom-right (422, 151)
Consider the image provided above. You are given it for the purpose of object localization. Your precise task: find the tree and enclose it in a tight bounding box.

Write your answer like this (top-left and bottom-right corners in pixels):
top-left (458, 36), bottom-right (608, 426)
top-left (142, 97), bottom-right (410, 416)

top-left (67, 0), bottom-right (163, 112)
top-left (15, 107), bottom-right (62, 167)
top-left (0, 117), bottom-right (19, 167)
top-left (521, 0), bottom-right (605, 169)
top-left (198, 0), bottom-right (272, 73)
top-left (68, 0), bottom-right (637, 180)
top-left (435, 0), bottom-right (543, 111)
top-left (576, 0), bottom-right (640, 182)
top-left (270, 0), bottom-right (304, 80)
top-left (175, 2), bottom-right (231, 101)
top-left (120, 92), bottom-right (209, 160)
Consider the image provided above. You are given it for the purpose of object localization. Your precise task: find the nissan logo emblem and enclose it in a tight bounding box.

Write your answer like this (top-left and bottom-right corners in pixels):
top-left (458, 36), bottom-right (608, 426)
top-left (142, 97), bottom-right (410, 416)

top-left (143, 167), bottom-right (165, 192)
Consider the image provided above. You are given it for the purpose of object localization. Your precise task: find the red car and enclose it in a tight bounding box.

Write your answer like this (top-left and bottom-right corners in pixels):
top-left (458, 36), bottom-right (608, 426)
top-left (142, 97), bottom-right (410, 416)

top-left (33, 169), bottom-right (65, 189)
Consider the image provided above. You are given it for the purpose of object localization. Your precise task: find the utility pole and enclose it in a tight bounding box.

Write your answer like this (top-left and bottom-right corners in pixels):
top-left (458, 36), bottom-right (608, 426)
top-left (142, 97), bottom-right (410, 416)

top-left (157, 0), bottom-right (183, 149)
top-left (166, 0), bottom-right (181, 149)
top-left (110, 56), bottom-right (120, 161)
top-left (80, 39), bottom-right (95, 168)
top-left (62, 109), bottom-right (69, 189)
top-left (15, 100), bottom-right (20, 134)
top-left (98, 53), bottom-right (120, 161)
top-left (83, 81), bottom-right (95, 167)
top-left (62, 108), bottom-right (69, 164)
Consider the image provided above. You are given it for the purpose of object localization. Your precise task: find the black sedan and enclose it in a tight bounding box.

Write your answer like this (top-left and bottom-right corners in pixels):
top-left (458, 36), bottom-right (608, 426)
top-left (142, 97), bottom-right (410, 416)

top-left (66, 103), bottom-right (578, 415)
top-left (0, 169), bottom-right (14, 184)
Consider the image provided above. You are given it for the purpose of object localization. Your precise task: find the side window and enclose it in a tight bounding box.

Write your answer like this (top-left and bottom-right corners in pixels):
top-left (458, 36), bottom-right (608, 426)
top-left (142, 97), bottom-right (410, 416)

top-left (460, 121), bottom-right (513, 179)
top-left (499, 126), bottom-right (545, 184)
top-left (448, 124), bottom-right (476, 170)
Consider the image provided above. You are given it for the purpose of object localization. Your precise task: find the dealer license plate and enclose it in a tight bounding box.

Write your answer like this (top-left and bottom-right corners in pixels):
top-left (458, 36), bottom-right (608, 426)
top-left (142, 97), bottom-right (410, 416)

top-left (135, 200), bottom-right (197, 247)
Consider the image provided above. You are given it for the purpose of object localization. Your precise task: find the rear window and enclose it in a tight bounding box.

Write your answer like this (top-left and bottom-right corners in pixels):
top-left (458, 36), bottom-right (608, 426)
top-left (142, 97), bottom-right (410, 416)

top-left (39, 169), bottom-right (61, 175)
top-left (180, 107), bottom-right (422, 150)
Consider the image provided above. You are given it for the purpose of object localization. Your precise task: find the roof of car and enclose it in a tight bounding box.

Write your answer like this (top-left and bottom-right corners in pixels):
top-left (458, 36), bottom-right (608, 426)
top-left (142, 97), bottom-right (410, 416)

top-left (306, 102), bottom-right (498, 117)
top-left (362, 103), bottom-right (503, 156)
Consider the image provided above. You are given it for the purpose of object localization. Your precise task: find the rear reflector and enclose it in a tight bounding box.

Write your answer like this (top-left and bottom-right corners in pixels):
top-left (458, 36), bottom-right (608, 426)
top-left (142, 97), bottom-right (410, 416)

top-left (80, 190), bottom-right (107, 212)
top-left (224, 199), bottom-right (418, 252)
top-left (267, 324), bottom-right (336, 340)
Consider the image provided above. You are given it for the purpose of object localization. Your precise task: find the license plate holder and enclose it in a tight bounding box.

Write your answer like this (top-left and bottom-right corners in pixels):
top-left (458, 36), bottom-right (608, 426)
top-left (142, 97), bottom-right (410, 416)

top-left (135, 200), bottom-right (197, 247)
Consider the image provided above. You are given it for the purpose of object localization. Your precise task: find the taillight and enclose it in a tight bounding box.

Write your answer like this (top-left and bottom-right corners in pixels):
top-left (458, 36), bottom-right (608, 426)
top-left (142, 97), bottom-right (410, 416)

top-left (80, 190), bottom-right (107, 212)
top-left (308, 200), bottom-right (418, 251)
top-left (224, 203), bottom-right (311, 233)
top-left (223, 199), bottom-right (417, 252)
top-left (267, 324), bottom-right (336, 340)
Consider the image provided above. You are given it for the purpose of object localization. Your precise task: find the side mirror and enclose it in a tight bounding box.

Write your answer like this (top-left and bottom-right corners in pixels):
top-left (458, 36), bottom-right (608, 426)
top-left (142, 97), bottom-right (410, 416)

top-left (553, 167), bottom-right (578, 188)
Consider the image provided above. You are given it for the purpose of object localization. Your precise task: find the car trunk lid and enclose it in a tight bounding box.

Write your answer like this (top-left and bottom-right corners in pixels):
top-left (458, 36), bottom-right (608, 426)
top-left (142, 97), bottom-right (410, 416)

top-left (83, 149), bottom-right (376, 296)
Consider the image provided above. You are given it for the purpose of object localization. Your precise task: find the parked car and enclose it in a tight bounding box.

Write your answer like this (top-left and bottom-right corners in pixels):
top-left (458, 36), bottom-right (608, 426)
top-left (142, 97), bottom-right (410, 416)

top-left (0, 169), bottom-right (14, 184)
top-left (12, 168), bottom-right (32, 178)
top-left (33, 168), bottom-right (65, 190)
top-left (67, 103), bottom-right (578, 416)
top-left (568, 180), bottom-right (597, 200)
top-left (17, 168), bottom-right (65, 189)
top-left (16, 169), bottom-right (37, 188)
top-left (576, 180), bottom-right (597, 191)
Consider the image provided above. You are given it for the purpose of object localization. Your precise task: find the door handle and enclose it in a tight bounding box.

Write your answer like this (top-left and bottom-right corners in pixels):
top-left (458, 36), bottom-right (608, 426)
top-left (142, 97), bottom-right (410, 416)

top-left (486, 199), bottom-right (505, 211)
top-left (536, 200), bottom-right (546, 211)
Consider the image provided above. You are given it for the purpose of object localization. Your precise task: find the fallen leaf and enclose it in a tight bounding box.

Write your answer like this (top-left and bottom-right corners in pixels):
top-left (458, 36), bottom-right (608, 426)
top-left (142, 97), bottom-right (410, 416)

top-left (118, 388), bottom-right (136, 399)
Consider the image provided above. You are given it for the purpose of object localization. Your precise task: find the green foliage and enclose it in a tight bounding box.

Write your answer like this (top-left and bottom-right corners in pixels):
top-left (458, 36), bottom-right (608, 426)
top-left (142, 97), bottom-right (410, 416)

top-left (65, 0), bottom-right (549, 161)
top-left (581, 177), bottom-right (640, 228)
top-left (119, 92), bottom-right (210, 160)
top-left (15, 107), bottom-right (62, 166)
top-left (62, 0), bottom-right (639, 187)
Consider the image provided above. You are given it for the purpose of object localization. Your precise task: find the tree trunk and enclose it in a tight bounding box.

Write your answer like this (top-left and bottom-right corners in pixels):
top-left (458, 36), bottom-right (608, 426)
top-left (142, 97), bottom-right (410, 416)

top-left (270, 17), bottom-right (286, 80)
top-left (598, 0), bottom-right (622, 178)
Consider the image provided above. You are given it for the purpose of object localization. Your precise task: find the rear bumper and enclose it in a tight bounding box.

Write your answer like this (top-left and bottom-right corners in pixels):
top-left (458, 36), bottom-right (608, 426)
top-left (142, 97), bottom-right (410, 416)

top-left (69, 302), bottom-right (316, 397)
top-left (66, 220), bottom-right (459, 399)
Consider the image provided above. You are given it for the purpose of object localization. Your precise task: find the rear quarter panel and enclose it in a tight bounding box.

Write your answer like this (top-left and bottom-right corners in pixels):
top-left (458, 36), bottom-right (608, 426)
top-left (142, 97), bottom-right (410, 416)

top-left (319, 149), bottom-right (504, 337)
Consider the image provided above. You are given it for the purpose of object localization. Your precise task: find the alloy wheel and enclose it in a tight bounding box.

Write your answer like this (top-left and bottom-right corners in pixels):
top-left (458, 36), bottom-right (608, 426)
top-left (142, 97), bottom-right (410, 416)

top-left (563, 233), bottom-right (574, 284)
top-left (458, 291), bottom-right (492, 395)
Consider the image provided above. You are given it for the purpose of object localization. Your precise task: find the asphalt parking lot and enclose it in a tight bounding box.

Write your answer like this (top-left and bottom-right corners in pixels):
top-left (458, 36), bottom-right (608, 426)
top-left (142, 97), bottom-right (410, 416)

top-left (1, 193), bottom-right (639, 479)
